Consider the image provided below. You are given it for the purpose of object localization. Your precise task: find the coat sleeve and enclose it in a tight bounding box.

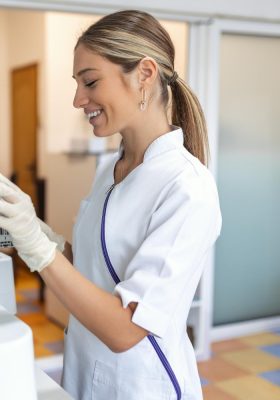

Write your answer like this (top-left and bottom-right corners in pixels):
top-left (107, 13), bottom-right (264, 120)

top-left (113, 171), bottom-right (222, 338)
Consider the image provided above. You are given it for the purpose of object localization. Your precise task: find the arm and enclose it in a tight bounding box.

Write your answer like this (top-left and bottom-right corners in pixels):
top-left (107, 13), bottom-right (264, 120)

top-left (0, 172), bottom-right (146, 352)
top-left (40, 250), bottom-right (147, 352)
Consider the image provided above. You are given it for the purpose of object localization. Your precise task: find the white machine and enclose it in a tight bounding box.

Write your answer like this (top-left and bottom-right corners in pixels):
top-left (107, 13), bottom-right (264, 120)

top-left (0, 253), bottom-right (37, 399)
top-left (0, 253), bottom-right (72, 400)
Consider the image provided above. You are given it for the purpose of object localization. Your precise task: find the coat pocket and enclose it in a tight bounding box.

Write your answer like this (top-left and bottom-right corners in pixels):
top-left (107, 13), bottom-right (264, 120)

top-left (91, 360), bottom-right (175, 400)
top-left (91, 360), bottom-right (117, 399)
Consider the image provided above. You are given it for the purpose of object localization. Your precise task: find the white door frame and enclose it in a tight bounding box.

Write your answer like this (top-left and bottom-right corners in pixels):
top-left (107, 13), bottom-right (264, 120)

top-left (205, 18), bottom-right (280, 342)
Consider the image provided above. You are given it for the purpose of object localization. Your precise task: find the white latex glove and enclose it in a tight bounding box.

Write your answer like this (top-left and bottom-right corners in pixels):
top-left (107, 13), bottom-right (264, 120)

top-left (38, 219), bottom-right (66, 253)
top-left (0, 174), bottom-right (66, 252)
top-left (0, 173), bottom-right (57, 272)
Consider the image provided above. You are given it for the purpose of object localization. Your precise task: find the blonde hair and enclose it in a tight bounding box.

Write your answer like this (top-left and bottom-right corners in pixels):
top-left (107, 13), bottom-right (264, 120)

top-left (75, 10), bottom-right (209, 165)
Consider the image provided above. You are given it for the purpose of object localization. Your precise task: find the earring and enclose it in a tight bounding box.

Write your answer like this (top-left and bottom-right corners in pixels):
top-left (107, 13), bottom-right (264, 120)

top-left (140, 88), bottom-right (147, 111)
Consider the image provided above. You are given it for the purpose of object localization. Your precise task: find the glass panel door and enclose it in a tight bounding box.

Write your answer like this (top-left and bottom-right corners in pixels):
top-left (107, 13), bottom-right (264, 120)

top-left (214, 33), bottom-right (280, 325)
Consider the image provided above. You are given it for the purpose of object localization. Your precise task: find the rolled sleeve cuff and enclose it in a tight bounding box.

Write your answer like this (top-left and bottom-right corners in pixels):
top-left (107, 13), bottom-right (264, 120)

top-left (114, 286), bottom-right (169, 338)
top-left (132, 301), bottom-right (169, 338)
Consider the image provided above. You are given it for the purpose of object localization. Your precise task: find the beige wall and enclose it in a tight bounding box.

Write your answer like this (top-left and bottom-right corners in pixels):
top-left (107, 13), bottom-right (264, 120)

top-left (161, 19), bottom-right (188, 80)
top-left (45, 12), bottom-right (99, 153)
top-left (0, 10), bottom-right (102, 240)
top-left (43, 12), bottom-right (102, 241)
top-left (7, 10), bottom-right (45, 67)
top-left (0, 10), bottom-right (10, 176)
top-left (0, 9), bottom-right (45, 177)
top-left (46, 154), bottom-right (96, 242)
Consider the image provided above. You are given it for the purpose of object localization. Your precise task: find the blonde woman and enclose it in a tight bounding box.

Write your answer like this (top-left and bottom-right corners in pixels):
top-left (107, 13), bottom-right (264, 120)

top-left (0, 10), bottom-right (221, 400)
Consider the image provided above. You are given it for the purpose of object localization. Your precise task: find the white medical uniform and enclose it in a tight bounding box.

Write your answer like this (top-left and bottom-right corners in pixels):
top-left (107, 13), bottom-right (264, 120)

top-left (62, 126), bottom-right (222, 400)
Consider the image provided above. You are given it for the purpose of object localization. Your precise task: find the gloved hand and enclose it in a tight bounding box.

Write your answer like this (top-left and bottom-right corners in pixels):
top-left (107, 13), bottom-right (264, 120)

top-left (0, 173), bottom-right (66, 252)
top-left (38, 219), bottom-right (66, 253)
top-left (0, 173), bottom-right (58, 272)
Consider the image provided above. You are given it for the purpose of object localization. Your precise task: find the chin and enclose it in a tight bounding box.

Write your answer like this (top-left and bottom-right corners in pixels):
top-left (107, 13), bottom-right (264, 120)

top-left (93, 126), bottom-right (119, 138)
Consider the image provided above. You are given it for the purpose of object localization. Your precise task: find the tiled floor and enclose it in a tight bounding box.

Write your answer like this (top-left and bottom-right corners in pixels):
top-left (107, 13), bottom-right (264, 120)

top-left (200, 337), bottom-right (280, 400)
top-left (15, 265), bottom-right (64, 359)
top-left (15, 266), bottom-right (280, 399)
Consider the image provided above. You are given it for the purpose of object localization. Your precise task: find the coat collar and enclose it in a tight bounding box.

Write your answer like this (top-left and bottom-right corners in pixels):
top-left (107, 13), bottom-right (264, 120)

top-left (117, 126), bottom-right (184, 162)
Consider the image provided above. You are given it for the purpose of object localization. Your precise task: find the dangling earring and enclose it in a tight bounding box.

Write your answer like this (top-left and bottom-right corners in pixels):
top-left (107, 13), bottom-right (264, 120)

top-left (140, 88), bottom-right (147, 111)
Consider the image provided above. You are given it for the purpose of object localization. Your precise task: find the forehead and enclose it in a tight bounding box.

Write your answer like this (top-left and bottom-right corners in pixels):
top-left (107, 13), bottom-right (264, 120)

top-left (73, 45), bottom-right (119, 78)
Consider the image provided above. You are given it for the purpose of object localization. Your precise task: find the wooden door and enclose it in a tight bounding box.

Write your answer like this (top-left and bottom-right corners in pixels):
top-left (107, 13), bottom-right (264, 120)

top-left (11, 64), bottom-right (38, 212)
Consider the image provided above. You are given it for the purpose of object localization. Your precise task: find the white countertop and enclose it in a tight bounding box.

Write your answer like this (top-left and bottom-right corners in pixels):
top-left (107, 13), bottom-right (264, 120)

top-left (35, 365), bottom-right (73, 400)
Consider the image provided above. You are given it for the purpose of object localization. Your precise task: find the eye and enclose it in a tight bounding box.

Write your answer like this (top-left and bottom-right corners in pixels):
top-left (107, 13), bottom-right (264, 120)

top-left (85, 80), bottom-right (98, 88)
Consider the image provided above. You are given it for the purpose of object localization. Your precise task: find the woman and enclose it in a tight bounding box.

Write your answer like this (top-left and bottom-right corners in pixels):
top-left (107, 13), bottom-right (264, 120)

top-left (0, 10), bottom-right (221, 400)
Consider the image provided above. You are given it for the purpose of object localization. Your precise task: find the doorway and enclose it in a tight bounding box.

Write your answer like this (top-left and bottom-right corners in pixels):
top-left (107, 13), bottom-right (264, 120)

top-left (11, 64), bottom-right (38, 212)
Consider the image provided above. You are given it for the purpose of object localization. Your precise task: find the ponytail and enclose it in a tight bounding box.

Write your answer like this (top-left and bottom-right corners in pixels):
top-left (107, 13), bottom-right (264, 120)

top-left (170, 78), bottom-right (209, 166)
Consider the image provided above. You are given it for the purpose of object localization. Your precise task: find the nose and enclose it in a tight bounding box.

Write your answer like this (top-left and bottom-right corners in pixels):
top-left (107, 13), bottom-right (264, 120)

top-left (73, 86), bottom-right (89, 109)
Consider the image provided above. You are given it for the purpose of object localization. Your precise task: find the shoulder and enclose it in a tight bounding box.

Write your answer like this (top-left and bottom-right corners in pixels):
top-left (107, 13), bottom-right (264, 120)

top-left (179, 149), bottom-right (218, 199)
top-left (147, 152), bottom-right (222, 239)
top-left (157, 147), bottom-right (219, 206)
top-left (147, 150), bottom-right (221, 237)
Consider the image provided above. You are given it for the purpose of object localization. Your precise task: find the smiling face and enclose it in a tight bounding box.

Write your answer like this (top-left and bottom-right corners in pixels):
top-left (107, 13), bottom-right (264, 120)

top-left (72, 44), bottom-right (141, 137)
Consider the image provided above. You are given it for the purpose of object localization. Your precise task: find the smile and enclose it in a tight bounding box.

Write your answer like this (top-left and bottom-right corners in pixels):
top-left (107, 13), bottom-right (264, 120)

top-left (88, 110), bottom-right (103, 119)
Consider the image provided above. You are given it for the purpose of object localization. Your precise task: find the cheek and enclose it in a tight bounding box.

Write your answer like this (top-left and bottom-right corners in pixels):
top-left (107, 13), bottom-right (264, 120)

top-left (118, 87), bottom-right (139, 114)
top-left (115, 101), bottom-right (138, 124)
top-left (108, 93), bottom-right (137, 118)
top-left (100, 79), bottom-right (139, 121)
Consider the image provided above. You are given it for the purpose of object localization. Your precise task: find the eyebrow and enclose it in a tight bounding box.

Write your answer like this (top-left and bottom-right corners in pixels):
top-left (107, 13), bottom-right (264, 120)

top-left (72, 68), bottom-right (99, 79)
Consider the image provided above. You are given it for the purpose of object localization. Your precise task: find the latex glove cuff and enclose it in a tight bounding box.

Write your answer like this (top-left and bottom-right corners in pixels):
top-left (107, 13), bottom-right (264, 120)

top-left (37, 218), bottom-right (66, 253)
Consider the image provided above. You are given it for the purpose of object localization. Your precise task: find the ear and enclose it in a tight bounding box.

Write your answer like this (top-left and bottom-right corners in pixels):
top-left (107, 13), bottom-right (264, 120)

top-left (137, 57), bottom-right (158, 87)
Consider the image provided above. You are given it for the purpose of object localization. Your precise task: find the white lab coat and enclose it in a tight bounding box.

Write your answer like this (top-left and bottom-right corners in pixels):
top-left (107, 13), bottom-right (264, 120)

top-left (61, 126), bottom-right (222, 400)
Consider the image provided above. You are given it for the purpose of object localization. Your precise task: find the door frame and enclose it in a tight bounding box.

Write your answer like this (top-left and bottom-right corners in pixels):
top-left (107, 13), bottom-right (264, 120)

top-left (203, 19), bottom-right (280, 341)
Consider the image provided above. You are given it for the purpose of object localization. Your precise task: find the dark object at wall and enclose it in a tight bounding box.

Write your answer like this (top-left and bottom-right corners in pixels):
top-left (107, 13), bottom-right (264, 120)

top-left (36, 178), bottom-right (45, 222)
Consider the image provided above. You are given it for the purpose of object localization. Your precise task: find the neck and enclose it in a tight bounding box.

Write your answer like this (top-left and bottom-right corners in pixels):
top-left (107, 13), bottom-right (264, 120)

top-left (119, 118), bottom-right (171, 166)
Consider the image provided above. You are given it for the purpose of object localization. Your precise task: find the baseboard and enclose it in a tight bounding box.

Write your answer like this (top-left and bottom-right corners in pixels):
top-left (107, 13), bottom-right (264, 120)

top-left (211, 316), bottom-right (280, 342)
